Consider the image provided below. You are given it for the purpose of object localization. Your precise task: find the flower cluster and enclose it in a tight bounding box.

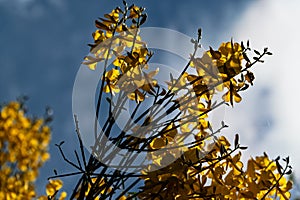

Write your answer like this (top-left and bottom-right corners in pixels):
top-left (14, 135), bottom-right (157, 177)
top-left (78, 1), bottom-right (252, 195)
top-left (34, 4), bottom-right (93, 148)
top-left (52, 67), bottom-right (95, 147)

top-left (83, 5), bottom-right (147, 70)
top-left (38, 179), bottom-right (67, 200)
top-left (139, 136), bottom-right (292, 200)
top-left (71, 2), bottom-right (293, 199)
top-left (107, 47), bottom-right (157, 102)
top-left (188, 42), bottom-right (248, 105)
top-left (0, 101), bottom-right (51, 199)
top-left (83, 4), bottom-right (156, 102)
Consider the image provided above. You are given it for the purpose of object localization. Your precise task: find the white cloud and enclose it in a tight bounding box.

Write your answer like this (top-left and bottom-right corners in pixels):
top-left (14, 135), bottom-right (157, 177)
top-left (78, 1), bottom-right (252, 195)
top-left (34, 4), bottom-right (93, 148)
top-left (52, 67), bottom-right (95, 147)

top-left (224, 0), bottom-right (300, 177)
top-left (0, 0), bottom-right (64, 17)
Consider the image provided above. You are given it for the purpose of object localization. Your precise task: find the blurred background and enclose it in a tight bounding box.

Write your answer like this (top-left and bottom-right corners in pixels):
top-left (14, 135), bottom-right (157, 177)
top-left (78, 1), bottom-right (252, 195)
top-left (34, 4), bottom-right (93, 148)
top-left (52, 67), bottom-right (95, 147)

top-left (1, 0), bottom-right (299, 197)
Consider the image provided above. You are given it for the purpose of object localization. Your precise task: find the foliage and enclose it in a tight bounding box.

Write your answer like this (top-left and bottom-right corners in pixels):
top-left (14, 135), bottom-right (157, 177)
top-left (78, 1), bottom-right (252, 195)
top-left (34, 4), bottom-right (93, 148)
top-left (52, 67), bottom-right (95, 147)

top-left (46, 2), bottom-right (293, 199)
top-left (0, 100), bottom-right (52, 199)
top-left (0, 1), bottom-right (294, 200)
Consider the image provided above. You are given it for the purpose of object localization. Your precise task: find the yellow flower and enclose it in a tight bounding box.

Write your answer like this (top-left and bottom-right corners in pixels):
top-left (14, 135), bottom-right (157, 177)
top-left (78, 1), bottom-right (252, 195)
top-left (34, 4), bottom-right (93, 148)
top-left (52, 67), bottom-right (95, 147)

top-left (127, 89), bottom-right (145, 102)
top-left (166, 72), bottom-right (188, 93)
top-left (207, 42), bottom-right (244, 79)
top-left (222, 78), bottom-right (244, 105)
top-left (39, 179), bottom-right (67, 200)
top-left (93, 30), bottom-right (106, 42)
top-left (129, 6), bottom-right (141, 19)
top-left (103, 68), bottom-right (121, 94)
top-left (46, 179), bottom-right (63, 196)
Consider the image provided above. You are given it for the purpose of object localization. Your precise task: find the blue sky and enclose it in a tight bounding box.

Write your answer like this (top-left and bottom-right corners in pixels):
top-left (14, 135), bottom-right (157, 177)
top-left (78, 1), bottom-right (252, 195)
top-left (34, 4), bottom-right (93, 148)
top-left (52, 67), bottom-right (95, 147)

top-left (1, 0), bottom-right (299, 197)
